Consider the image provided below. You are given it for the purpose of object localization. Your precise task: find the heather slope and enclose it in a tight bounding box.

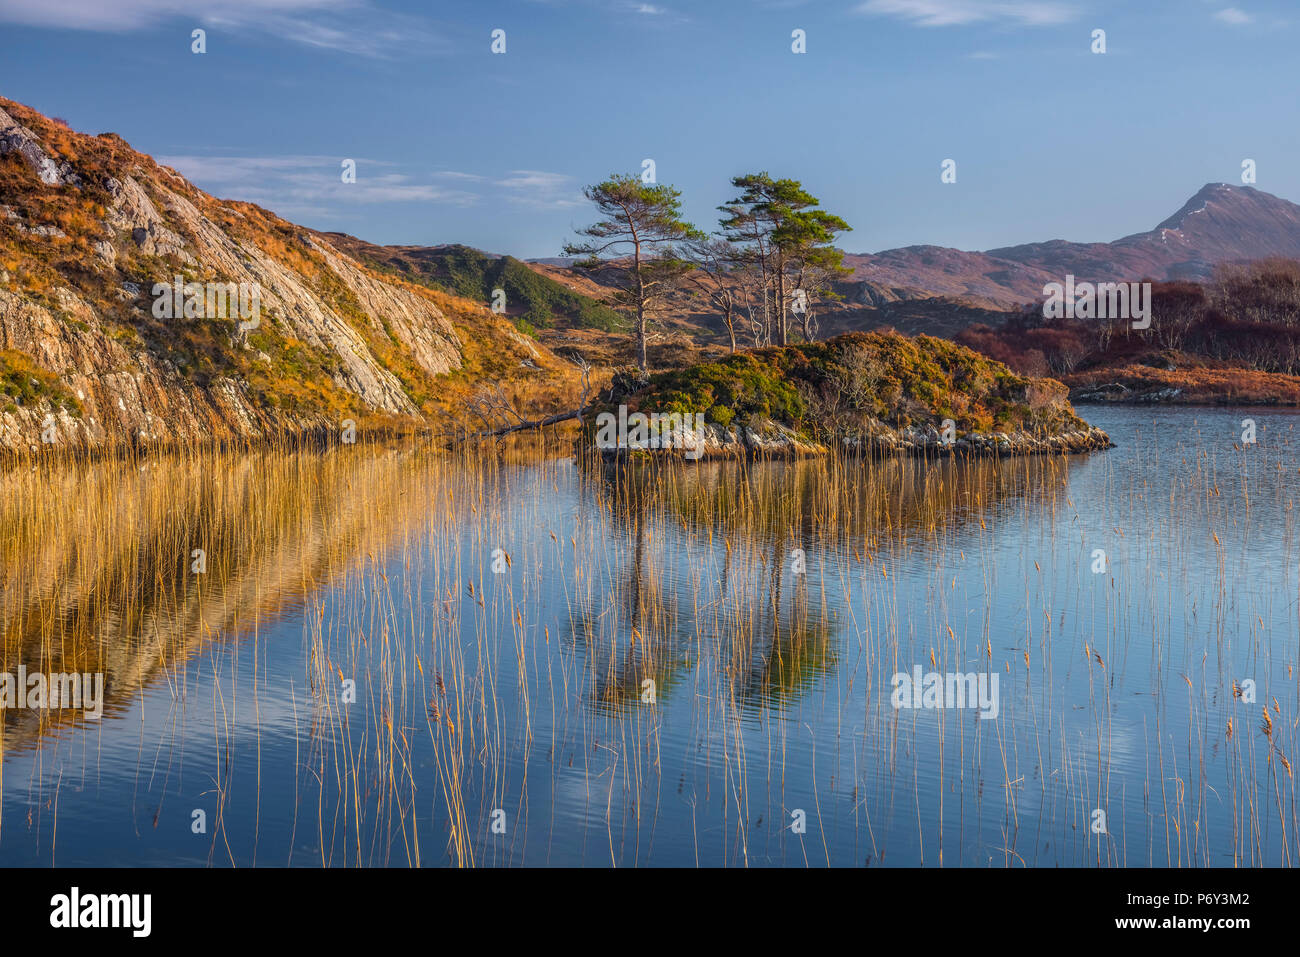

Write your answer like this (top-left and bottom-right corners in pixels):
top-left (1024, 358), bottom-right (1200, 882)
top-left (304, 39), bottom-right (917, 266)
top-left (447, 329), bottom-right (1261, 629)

top-left (0, 96), bottom-right (579, 453)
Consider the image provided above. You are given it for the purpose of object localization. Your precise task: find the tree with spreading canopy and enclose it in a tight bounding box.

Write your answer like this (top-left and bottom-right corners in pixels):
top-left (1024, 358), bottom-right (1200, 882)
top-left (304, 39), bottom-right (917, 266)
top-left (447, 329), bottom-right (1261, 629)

top-left (718, 173), bottom-right (850, 346)
top-left (565, 174), bottom-right (698, 374)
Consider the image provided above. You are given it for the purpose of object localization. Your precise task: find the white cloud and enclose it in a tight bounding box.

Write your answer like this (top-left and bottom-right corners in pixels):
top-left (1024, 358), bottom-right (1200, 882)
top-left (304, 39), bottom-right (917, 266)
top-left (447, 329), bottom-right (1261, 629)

top-left (156, 154), bottom-right (479, 218)
top-left (610, 1), bottom-right (688, 22)
top-left (855, 0), bottom-right (1076, 27)
top-left (153, 157), bottom-right (587, 217)
top-left (0, 0), bottom-right (443, 57)
top-left (495, 170), bottom-right (585, 210)
top-left (0, 0), bottom-right (328, 31)
top-left (432, 171), bottom-right (487, 183)
top-left (1214, 7), bottom-right (1253, 25)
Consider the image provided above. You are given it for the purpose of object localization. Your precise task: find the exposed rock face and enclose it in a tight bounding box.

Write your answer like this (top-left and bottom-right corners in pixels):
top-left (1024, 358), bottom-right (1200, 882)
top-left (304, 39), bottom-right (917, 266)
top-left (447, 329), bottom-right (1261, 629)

top-left (0, 285), bottom-right (310, 449)
top-left (105, 174), bottom-right (191, 260)
top-left (0, 97), bottom-right (547, 454)
top-left (0, 106), bottom-right (77, 186)
top-left (313, 241), bottom-right (460, 380)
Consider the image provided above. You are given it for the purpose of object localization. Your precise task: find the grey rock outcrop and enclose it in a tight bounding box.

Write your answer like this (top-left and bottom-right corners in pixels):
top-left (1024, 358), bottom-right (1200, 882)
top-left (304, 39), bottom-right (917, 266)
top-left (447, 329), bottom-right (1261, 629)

top-left (0, 106), bottom-right (76, 186)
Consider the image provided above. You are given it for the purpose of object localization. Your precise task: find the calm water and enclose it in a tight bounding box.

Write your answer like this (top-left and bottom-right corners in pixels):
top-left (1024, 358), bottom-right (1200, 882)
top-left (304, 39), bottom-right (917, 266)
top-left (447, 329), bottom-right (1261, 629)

top-left (2, 406), bottom-right (1298, 866)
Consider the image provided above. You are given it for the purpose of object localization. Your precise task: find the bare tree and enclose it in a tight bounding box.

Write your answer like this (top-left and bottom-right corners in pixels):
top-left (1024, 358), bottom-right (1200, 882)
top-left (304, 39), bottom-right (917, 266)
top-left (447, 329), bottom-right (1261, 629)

top-left (788, 257), bottom-right (845, 343)
top-left (683, 235), bottom-right (744, 353)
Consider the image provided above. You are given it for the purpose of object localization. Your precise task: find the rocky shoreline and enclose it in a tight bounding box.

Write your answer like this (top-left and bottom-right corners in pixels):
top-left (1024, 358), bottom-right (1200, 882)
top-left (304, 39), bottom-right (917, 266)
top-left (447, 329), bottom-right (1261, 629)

top-left (1070, 383), bottom-right (1185, 404)
top-left (592, 418), bottom-right (1113, 462)
top-left (1068, 374), bottom-right (1300, 407)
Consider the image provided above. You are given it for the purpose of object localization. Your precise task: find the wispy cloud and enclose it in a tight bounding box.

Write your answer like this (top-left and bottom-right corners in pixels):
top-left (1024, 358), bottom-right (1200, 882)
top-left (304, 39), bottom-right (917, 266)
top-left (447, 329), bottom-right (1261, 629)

top-left (153, 156), bottom-right (585, 218)
top-left (495, 170), bottom-right (585, 210)
top-left (611, 1), bottom-right (690, 23)
top-left (855, 0), bottom-right (1076, 27)
top-left (156, 154), bottom-right (479, 220)
top-left (0, 0), bottom-right (443, 57)
top-left (0, 0), bottom-right (331, 31)
top-left (432, 171), bottom-right (487, 183)
top-left (1214, 7), bottom-right (1253, 25)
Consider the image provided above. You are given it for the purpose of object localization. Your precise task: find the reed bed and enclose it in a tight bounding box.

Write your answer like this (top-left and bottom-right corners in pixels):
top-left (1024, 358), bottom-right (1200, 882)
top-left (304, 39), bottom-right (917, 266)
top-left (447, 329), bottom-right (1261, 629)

top-left (0, 410), bottom-right (1296, 866)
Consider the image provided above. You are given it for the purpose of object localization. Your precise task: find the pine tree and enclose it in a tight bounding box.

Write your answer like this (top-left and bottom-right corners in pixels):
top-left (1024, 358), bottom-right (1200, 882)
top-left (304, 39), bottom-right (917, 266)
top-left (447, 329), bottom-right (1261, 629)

top-left (565, 174), bottom-right (696, 374)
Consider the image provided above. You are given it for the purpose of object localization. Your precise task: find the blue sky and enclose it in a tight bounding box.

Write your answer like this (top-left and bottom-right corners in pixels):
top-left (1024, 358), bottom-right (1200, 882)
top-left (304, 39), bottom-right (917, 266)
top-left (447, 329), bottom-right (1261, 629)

top-left (1, 0), bottom-right (1296, 259)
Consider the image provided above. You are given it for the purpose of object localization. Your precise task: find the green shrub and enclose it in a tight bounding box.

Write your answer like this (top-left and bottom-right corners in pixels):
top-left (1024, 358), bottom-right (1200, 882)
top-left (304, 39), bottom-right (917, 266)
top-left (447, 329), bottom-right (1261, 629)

top-left (0, 349), bottom-right (82, 415)
top-left (589, 331), bottom-right (1087, 442)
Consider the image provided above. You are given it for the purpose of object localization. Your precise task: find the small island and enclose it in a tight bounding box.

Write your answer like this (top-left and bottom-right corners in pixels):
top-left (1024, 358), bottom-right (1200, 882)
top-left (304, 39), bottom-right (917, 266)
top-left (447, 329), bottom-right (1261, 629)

top-left (585, 330), bottom-right (1112, 461)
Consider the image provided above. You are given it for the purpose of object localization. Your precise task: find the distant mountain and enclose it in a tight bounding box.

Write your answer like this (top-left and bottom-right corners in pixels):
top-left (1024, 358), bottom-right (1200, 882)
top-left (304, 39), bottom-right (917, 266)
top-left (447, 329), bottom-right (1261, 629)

top-left (842, 184), bottom-right (1300, 307)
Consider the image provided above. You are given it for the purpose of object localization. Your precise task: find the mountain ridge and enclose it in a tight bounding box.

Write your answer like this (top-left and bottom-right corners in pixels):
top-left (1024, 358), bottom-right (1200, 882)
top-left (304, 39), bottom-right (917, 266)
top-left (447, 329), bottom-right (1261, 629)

top-left (842, 183), bottom-right (1300, 307)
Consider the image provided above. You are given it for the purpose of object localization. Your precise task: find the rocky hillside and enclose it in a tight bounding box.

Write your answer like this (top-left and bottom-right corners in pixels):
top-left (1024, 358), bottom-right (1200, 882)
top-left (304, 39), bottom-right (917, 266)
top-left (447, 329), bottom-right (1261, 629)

top-left (0, 97), bottom-right (577, 454)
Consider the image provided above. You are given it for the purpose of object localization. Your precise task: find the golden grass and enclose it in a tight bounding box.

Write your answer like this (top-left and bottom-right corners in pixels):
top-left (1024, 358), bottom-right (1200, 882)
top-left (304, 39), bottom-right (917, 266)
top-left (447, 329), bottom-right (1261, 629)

top-left (1, 423), bottom-right (1296, 867)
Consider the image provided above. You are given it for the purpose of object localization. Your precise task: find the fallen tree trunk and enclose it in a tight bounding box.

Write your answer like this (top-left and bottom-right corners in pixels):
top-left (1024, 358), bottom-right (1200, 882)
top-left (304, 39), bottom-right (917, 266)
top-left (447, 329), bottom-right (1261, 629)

top-left (467, 406), bottom-right (586, 440)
